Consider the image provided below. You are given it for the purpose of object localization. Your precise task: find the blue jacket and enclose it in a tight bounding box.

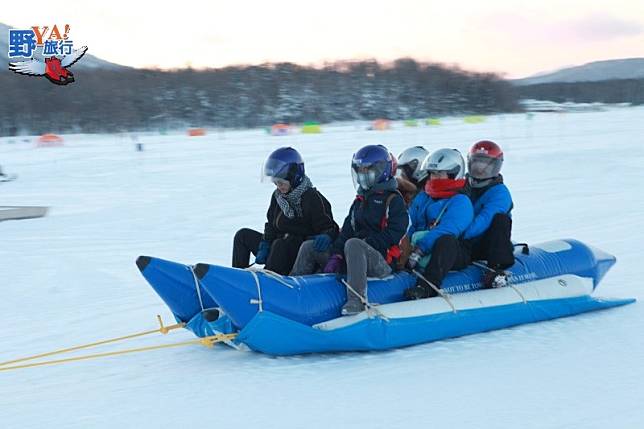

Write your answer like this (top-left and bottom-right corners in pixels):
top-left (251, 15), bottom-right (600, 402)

top-left (332, 179), bottom-right (409, 259)
top-left (414, 193), bottom-right (473, 253)
top-left (463, 179), bottom-right (513, 240)
top-left (407, 191), bottom-right (433, 237)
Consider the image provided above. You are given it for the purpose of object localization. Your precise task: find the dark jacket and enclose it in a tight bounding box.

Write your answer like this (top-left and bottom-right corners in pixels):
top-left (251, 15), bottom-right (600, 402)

top-left (332, 178), bottom-right (409, 259)
top-left (263, 188), bottom-right (339, 242)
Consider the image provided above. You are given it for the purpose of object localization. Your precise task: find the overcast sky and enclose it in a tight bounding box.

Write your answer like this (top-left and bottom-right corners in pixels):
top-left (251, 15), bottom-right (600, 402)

top-left (4, 0), bottom-right (644, 78)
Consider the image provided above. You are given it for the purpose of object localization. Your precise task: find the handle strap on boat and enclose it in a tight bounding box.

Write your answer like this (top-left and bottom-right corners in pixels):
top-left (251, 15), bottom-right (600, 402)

top-left (513, 242), bottom-right (530, 255)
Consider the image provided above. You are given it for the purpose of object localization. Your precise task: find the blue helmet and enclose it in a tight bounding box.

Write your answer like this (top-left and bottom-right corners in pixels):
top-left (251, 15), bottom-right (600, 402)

top-left (263, 147), bottom-right (305, 187)
top-left (351, 144), bottom-right (393, 190)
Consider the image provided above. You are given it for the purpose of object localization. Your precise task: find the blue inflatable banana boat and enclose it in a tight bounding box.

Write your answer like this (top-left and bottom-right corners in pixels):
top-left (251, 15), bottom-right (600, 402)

top-left (136, 239), bottom-right (635, 355)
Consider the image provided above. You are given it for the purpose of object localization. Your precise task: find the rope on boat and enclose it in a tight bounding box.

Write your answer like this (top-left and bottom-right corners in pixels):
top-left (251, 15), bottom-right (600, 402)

top-left (412, 270), bottom-right (457, 313)
top-left (246, 266), bottom-right (295, 289)
top-left (470, 261), bottom-right (527, 304)
top-left (248, 269), bottom-right (264, 311)
top-left (340, 279), bottom-right (389, 321)
top-left (246, 267), bottom-right (302, 311)
top-left (189, 265), bottom-right (205, 311)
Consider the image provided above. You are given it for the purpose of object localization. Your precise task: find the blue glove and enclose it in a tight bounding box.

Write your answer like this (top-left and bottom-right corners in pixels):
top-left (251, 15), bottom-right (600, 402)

top-left (255, 240), bottom-right (271, 264)
top-left (313, 234), bottom-right (332, 252)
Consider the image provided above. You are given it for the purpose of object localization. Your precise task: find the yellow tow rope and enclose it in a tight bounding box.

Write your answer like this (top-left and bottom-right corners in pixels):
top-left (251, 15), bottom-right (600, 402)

top-left (0, 315), bottom-right (237, 372)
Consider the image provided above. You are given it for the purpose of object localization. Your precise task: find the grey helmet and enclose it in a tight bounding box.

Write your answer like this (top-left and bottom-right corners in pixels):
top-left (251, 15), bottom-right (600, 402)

top-left (420, 148), bottom-right (465, 180)
top-left (396, 146), bottom-right (430, 183)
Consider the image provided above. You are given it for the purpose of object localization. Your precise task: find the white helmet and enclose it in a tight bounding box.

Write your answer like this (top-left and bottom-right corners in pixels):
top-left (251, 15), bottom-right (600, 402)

top-left (396, 146), bottom-right (430, 183)
top-left (421, 148), bottom-right (465, 180)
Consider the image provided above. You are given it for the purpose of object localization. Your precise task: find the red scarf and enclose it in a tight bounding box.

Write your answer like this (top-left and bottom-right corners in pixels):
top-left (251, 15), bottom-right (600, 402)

top-left (425, 178), bottom-right (466, 198)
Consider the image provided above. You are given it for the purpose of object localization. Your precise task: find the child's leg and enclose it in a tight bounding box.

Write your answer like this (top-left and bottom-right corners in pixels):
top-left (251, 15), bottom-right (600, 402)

top-left (481, 213), bottom-right (514, 270)
top-left (344, 238), bottom-right (391, 313)
top-left (290, 239), bottom-right (330, 275)
top-left (423, 235), bottom-right (469, 287)
top-left (232, 228), bottom-right (262, 268)
top-left (406, 235), bottom-right (469, 300)
top-left (265, 235), bottom-right (304, 275)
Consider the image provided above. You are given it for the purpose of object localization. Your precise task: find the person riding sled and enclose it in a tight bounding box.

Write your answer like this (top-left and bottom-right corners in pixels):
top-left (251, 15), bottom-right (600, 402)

top-left (462, 140), bottom-right (515, 288)
top-left (403, 148), bottom-right (474, 300)
top-left (394, 145), bottom-right (431, 268)
top-left (291, 144), bottom-right (408, 315)
top-left (232, 147), bottom-right (339, 275)
top-left (395, 145), bottom-right (430, 206)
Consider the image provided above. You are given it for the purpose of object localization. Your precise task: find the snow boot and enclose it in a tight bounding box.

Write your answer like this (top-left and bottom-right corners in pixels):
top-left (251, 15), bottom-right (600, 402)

top-left (483, 270), bottom-right (508, 289)
top-left (404, 279), bottom-right (439, 300)
top-left (341, 294), bottom-right (365, 316)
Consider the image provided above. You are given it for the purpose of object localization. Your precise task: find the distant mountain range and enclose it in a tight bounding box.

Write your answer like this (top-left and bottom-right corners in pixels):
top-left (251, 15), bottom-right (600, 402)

top-left (4, 21), bottom-right (644, 86)
top-left (1, 22), bottom-right (128, 71)
top-left (513, 58), bottom-right (644, 86)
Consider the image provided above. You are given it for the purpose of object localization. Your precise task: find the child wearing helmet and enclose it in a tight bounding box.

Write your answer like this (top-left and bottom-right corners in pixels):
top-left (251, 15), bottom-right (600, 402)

top-left (394, 146), bottom-right (431, 268)
top-left (462, 140), bottom-right (514, 288)
top-left (290, 144), bottom-right (409, 315)
top-left (395, 146), bottom-right (430, 205)
top-left (403, 148), bottom-right (474, 300)
top-left (232, 147), bottom-right (339, 275)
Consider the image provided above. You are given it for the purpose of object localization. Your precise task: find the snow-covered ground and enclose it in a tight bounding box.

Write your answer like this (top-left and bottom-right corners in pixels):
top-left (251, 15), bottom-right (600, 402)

top-left (1, 109), bottom-right (643, 428)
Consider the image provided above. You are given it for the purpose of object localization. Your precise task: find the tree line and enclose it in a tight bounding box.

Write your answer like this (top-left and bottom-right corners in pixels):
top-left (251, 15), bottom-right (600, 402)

top-left (3, 58), bottom-right (644, 137)
top-left (1, 59), bottom-right (518, 136)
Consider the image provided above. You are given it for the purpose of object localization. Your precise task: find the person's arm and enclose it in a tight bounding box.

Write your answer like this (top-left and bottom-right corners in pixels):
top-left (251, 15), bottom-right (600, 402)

top-left (396, 176), bottom-right (417, 205)
top-left (463, 185), bottom-right (512, 240)
top-left (416, 195), bottom-right (474, 253)
top-left (263, 194), bottom-right (279, 241)
top-left (364, 194), bottom-right (409, 255)
top-left (406, 192), bottom-right (428, 237)
top-left (330, 204), bottom-right (356, 256)
top-left (308, 191), bottom-right (339, 239)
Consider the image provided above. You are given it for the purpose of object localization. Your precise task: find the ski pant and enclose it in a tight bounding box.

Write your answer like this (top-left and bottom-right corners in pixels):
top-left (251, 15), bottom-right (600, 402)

top-left (422, 234), bottom-right (471, 288)
top-left (344, 238), bottom-right (392, 302)
top-left (232, 228), bottom-right (304, 275)
top-left (291, 238), bottom-right (392, 302)
top-left (289, 240), bottom-right (331, 275)
top-left (464, 213), bottom-right (515, 270)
